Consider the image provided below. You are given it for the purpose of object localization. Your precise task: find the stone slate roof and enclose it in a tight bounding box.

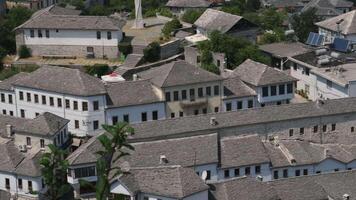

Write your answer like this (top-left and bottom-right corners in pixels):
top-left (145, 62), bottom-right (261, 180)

top-left (220, 135), bottom-right (270, 169)
top-left (0, 72), bottom-right (29, 91)
top-left (137, 60), bottom-right (223, 88)
top-left (302, 0), bottom-right (353, 17)
top-left (0, 190), bottom-right (10, 200)
top-left (166, 0), bottom-right (212, 8)
top-left (0, 112), bottom-right (68, 137)
top-left (232, 59), bottom-right (297, 86)
top-left (129, 97), bottom-right (356, 141)
top-left (106, 80), bottom-right (162, 108)
top-left (212, 170), bottom-right (356, 200)
top-left (262, 0), bottom-right (305, 8)
top-left (66, 133), bottom-right (102, 165)
top-left (223, 76), bottom-right (256, 99)
top-left (118, 166), bottom-right (209, 199)
top-left (316, 10), bottom-right (356, 35)
top-left (16, 6), bottom-right (120, 30)
top-left (14, 66), bottom-right (107, 96)
top-left (259, 42), bottom-right (312, 59)
top-left (14, 150), bottom-right (43, 177)
top-left (194, 9), bottom-right (243, 33)
top-left (123, 133), bottom-right (218, 168)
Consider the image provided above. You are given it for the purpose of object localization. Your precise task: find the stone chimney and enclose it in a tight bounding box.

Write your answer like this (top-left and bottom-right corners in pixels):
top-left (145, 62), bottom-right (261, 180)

top-left (160, 155), bottom-right (168, 164)
top-left (132, 74), bottom-right (138, 81)
top-left (210, 117), bottom-right (217, 126)
top-left (6, 124), bottom-right (13, 138)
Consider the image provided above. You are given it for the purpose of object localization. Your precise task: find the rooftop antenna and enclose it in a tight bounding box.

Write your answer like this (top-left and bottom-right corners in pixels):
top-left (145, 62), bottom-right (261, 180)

top-left (132, 0), bottom-right (144, 29)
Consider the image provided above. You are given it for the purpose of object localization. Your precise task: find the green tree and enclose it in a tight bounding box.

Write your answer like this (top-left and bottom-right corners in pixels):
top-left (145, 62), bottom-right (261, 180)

top-left (143, 42), bottom-right (161, 62)
top-left (18, 45), bottom-right (31, 58)
top-left (161, 17), bottom-right (182, 38)
top-left (291, 7), bottom-right (320, 42)
top-left (181, 9), bottom-right (205, 23)
top-left (221, 6), bottom-right (242, 15)
top-left (87, 123), bottom-right (135, 200)
top-left (40, 144), bottom-right (71, 200)
top-left (84, 64), bottom-right (110, 78)
top-left (83, 5), bottom-right (111, 16)
top-left (0, 47), bottom-right (7, 68)
top-left (245, 0), bottom-right (261, 11)
top-left (200, 50), bottom-right (219, 74)
top-left (259, 8), bottom-right (287, 30)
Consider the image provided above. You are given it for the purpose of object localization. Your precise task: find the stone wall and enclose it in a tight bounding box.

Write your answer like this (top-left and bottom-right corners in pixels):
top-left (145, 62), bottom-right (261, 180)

top-left (25, 44), bottom-right (119, 59)
top-left (160, 39), bottom-right (181, 60)
top-left (15, 30), bottom-right (25, 52)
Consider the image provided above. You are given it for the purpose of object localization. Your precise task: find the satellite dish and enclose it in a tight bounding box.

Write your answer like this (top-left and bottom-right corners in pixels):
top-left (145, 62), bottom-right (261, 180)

top-left (201, 170), bottom-right (208, 181)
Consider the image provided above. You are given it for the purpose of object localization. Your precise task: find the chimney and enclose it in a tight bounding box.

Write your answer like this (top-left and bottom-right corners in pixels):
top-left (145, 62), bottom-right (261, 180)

top-left (343, 194), bottom-right (350, 200)
top-left (210, 117), bottom-right (217, 126)
top-left (132, 74), bottom-right (138, 81)
top-left (324, 148), bottom-right (332, 158)
top-left (160, 155), bottom-right (168, 164)
top-left (6, 124), bottom-right (13, 138)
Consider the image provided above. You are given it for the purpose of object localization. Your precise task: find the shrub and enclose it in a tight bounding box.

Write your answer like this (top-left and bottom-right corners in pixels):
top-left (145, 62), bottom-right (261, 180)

top-left (143, 42), bottom-right (161, 63)
top-left (118, 43), bottom-right (133, 56)
top-left (157, 7), bottom-right (173, 18)
top-left (161, 17), bottom-right (182, 38)
top-left (84, 64), bottom-right (110, 78)
top-left (181, 9), bottom-right (204, 24)
top-left (18, 45), bottom-right (31, 58)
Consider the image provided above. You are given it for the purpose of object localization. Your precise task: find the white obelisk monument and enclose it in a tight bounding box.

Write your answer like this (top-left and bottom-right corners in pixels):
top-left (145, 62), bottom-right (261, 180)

top-left (132, 0), bottom-right (144, 29)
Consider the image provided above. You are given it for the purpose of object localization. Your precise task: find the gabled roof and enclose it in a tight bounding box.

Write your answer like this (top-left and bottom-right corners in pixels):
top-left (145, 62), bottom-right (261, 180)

top-left (316, 10), bottom-right (356, 35)
top-left (194, 9), bottom-right (243, 33)
top-left (66, 133), bottom-right (102, 165)
top-left (220, 135), bottom-right (270, 169)
top-left (302, 0), bottom-right (353, 17)
top-left (223, 76), bottom-right (256, 99)
top-left (118, 166), bottom-right (209, 199)
top-left (14, 66), bottom-right (107, 96)
top-left (232, 59), bottom-right (297, 86)
top-left (0, 72), bottom-right (29, 91)
top-left (166, 0), bottom-right (212, 8)
top-left (106, 80), bottom-right (162, 108)
top-left (138, 60), bottom-right (223, 88)
top-left (14, 150), bottom-right (43, 177)
top-left (259, 42), bottom-right (312, 59)
top-left (16, 5), bottom-right (120, 31)
top-left (0, 141), bottom-right (25, 173)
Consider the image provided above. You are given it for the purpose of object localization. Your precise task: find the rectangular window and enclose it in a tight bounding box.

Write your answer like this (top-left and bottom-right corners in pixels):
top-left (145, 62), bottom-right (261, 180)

top-left (26, 93), bottom-right (31, 102)
top-left (65, 99), bottom-right (70, 109)
top-left (289, 129), bottom-right (293, 137)
top-left (226, 102), bottom-right (232, 111)
top-left (300, 127), bottom-right (304, 135)
top-left (38, 29), bottom-right (42, 38)
top-left (190, 89), bottom-right (195, 100)
top-left (107, 31), bottom-right (112, 40)
top-left (57, 98), bottom-right (62, 107)
top-left (237, 101), bottom-right (243, 109)
top-left (20, 109), bottom-right (25, 118)
top-left (234, 168), bottom-right (240, 177)
top-left (206, 86), bottom-right (211, 96)
top-left (283, 169), bottom-right (288, 178)
top-left (28, 181), bottom-right (33, 192)
top-left (274, 170), bottom-right (278, 179)
top-left (93, 120), bottom-right (99, 130)
top-left (18, 179), bottom-right (22, 189)
top-left (141, 112), bottom-right (147, 122)
top-left (45, 29), bottom-right (50, 38)
top-left (206, 170), bottom-right (211, 180)
top-left (152, 111), bottom-right (158, 120)
top-left (82, 102), bottom-right (88, 111)
top-left (179, 111), bottom-right (183, 117)
top-left (327, 80), bottom-right (332, 88)
top-left (214, 85), bottom-right (219, 96)
top-left (303, 169), bottom-right (308, 175)
top-left (30, 29), bottom-right (34, 37)
top-left (245, 167), bottom-right (251, 175)
top-left (40, 139), bottom-right (45, 148)
top-left (165, 92), bottom-right (171, 102)
top-left (49, 97), bottom-right (54, 106)
top-left (93, 101), bottom-right (99, 111)
top-left (214, 107), bottom-right (219, 113)
top-left (305, 67), bottom-right (310, 75)
top-left (270, 85), bottom-right (277, 96)
top-left (123, 114), bottom-right (129, 123)
top-left (262, 86), bottom-right (269, 97)
top-left (2, 110), bottom-right (6, 115)
top-left (171, 113), bottom-right (175, 118)
top-left (202, 108), bottom-right (207, 114)
top-left (331, 124), bottom-right (336, 131)
top-left (19, 91), bottom-right (24, 100)
top-left (173, 91), bottom-right (179, 101)
top-left (248, 100), bottom-right (253, 108)
top-left (75, 120), bottom-right (79, 129)
top-left (287, 83), bottom-right (293, 94)
top-left (351, 127), bottom-right (355, 132)
top-left (313, 125), bottom-right (318, 133)
top-left (5, 178), bottom-right (10, 189)
top-left (293, 63), bottom-right (297, 70)
top-left (34, 94), bottom-right (38, 103)
top-left (295, 169), bottom-right (300, 176)
top-left (96, 31), bottom-right (101, 39)
top-left (0, 93), bottom-right (4, 102)
top-left (255, 165), bottom-right (261, 174)
top-left (73, 101), bottom-right (78, 110)
top-left (181, 90), bottom-right (187, 100)
top-left (74, 166), bottom-right (96, 178)
top-left (224, 170), bottom-right (230, 178)
top-left (279, 84), bottom-right (285, 95)
top-left (112, 116), bottom-right (118, 125)
top-left (8, 95), bottom-right (13, 104)
top-left (26, 137), bottom-right (31, 146)
top-left (42, 95), bottom-right (46, 105)
top-left (323, 125), bottom-right (327, 132)
top-left (198, 88), bottom-right (203, 97)
top-left (194, 110), bottom-right (199, 115)
top-left (9, 111), bottom-right (13, 116)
